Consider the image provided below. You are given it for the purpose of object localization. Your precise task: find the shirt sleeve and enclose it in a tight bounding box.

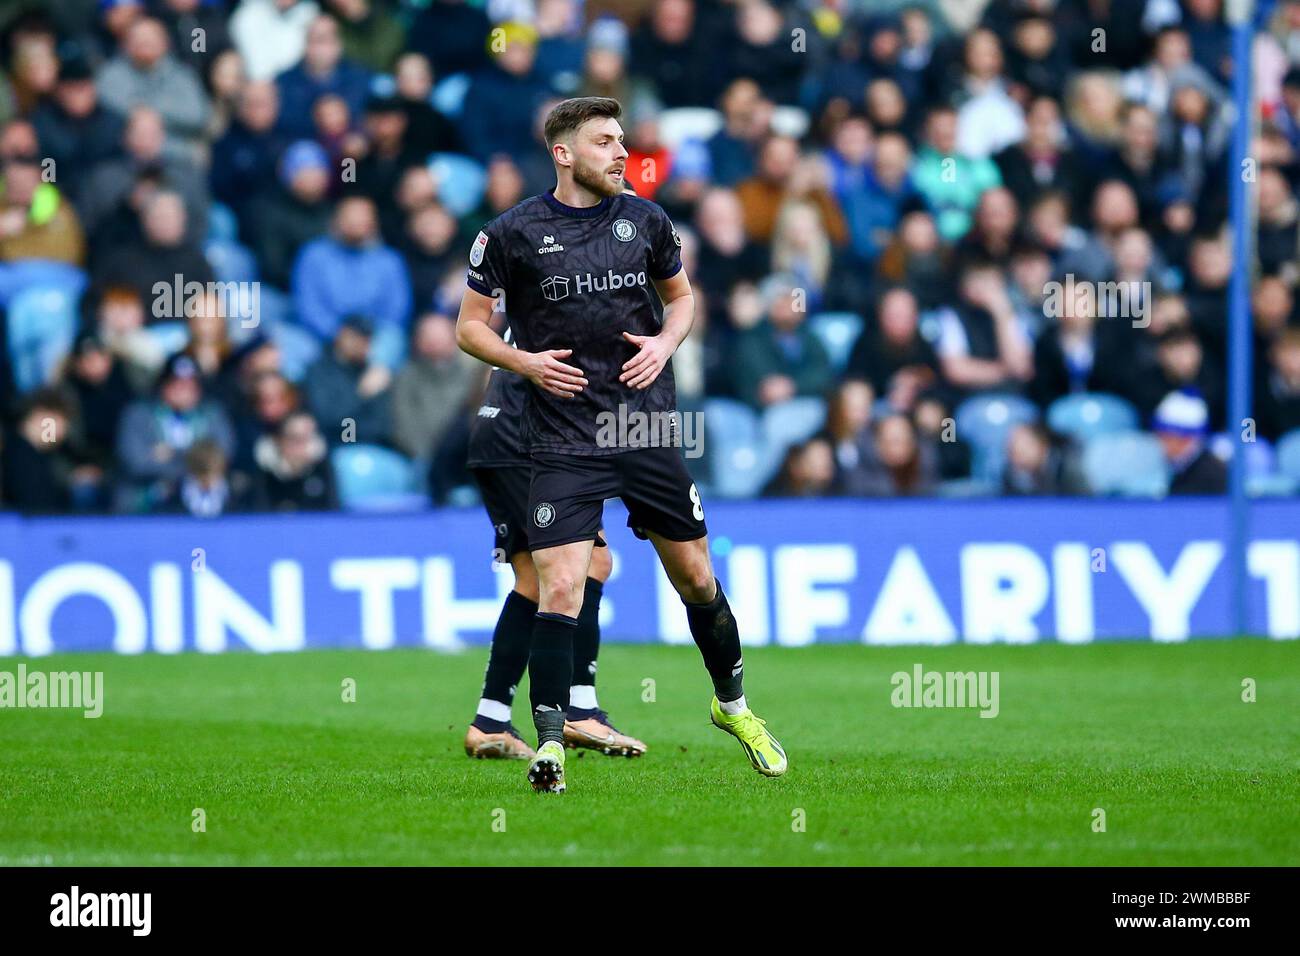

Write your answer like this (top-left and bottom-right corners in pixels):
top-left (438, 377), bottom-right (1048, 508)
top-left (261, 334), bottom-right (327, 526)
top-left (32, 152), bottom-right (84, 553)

top-left (647, 204), bottom-right (683, 281)
top-left (465, 219), bottom-right (509, 298)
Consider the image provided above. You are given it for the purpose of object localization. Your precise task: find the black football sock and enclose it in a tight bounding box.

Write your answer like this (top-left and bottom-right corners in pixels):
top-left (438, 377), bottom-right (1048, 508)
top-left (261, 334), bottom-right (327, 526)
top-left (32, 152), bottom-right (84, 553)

top-left (568, 578), bottom-right (604, 720)
top-left (684, 579), bottom-right (744, 702)
top-left (472, 589), bottom-right (537, 732)
top-left (530, 612), bottom-right (577, 747)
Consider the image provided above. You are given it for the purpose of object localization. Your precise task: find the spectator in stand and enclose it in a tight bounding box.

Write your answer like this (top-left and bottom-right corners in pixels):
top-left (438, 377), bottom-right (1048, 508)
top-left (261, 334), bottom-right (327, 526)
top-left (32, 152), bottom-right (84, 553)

top-left (114, 353), bottom-right (235, 512)
top-left (0, 149), bottom-right (85, 265)
top-left (848, 412), bottom-right (939, 497)
top-left (253, 139), bottom-right (334, 289)
top-left (1029, 278), bottom-right (1130, 410)
top-left (352, 92), bottom-right (422, 243)
top-left (97, 16), bottom-right (211, 156)
top-left (1260, 328), bottom-right (1300, 442)
top-left (912, 104), bottom-right (1002, 242)
top-left (161, 438), bottom-right (251, 517)
top-left (762, 436), bottom-right (836, 497)
top-left (954, 28), bottom-right (1025, 160)
top-left (156, 0), bottom-right (235, 74)
top-left (840, 130), bottom-right (916, 265)
top-left (210, 80), bottom-right (285, 243)
top-left (229, 0), bottom-right (320, 82)
top-left (30, 54), bottom-right (125, 212)
top-left (292, 194), bottom-right (411, 342)
top-left (736, 136), bottom-right (845, 245)
top-left (457, 21), bottom-right (549, 163)
top-left (628, 0), bottom-right (713, 108)
top-left (401, 200), bottom-right (458, 313)
top-left (82, 105), bottom-right (209, 252)
top-left (302, 314), bottom-right (392, 446)
top-left (993, 95), bottom-right (1087, 218)
top-left (406, 0), bottom-right (491, 79)
top-left (392, 52), bottom-right (459, 157)
top-left (56, 330), bottom-right (137, 480)
top-left (1, 389), bottom-right (80, 513)
top-left (251, 408), bottom-right (339, 510)
top-left (231, 368), bottom-right (299, 473)
top-left (691, 186), bottom-right (768, 329)
top-left (93, 189), bottom-right (213, 312)
top-left (733, 278), bottom-right (834, 409)
top-left (933, 260), bottom-right (1034, 400)
top-left (846, 286), bottom-right (938, 413)
top-left (1154, 390), bottom-right (1227, 495)
top-left (577, 17), bottom-right (660, 121)
top-left (914, 394), bottom-right (972, 481)
top-left (823, 378), bottom-right (875, 492)
top-left (391, 312), bottom-right (474, 462)
top-left (274, 13), bottom-right (370, 141)
top-left (1002, 422), bottom-right (1076, 496)
top-left (323, 0), bottom-right (405, 73)
top-left (705, 78), bottom-right (771, 188)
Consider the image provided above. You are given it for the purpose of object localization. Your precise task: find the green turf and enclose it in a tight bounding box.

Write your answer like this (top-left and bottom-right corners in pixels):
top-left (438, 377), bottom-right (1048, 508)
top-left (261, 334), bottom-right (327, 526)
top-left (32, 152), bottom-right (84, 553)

top-left (0, 640), bottom-right (1297, 866)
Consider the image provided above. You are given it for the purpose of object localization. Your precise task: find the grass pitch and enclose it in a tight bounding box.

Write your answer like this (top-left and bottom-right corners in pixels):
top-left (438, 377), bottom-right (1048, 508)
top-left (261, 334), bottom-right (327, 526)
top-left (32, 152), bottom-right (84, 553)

top-left (1, 640), bottom-right (1297, 866)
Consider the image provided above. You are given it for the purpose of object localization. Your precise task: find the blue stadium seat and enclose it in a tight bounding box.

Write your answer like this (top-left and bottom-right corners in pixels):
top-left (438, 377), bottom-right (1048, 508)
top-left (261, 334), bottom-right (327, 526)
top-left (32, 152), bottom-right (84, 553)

top-left (1081, 431), bottom-right (1170, 497)
top-left (657, 107), bottom-right (723, 149)
top-left (204, 238), bottom-right (259, 284)
top-left (143, 321), bottom-right (190, 359)
top-left (702, 398), bottom-right (765, 498)
top-left (1047, 392), bottom-right (1139, 442)
top-left (1277, 429), bottom-right (1300, 483)
top-left (954, 393), bottom-right (1040, 483)
top-left (431, 73), bottom-right (471, 119)
top-left (759, 395), bottom-right (827, 484)
top-left (331, 444), bottom-right (425, 511)
top-left (429, 153), bottom-right (486, 217)
top-left (369, 322), bottom-right (407, 369)
top-left (6, 285), bottom-right (79, 392)
top-left (255, 285), bottom-right (293, 329)
top-left (809, 311), bottom-right (863, 374)
top-left (272, 322), bottom-right (322, 382)
top-left (1247, 474), bottom-right (1297, 497)
top-left (1208, 432), bottom-right (1277, 481)
top-left (207, 202), bottom-right (239, 242)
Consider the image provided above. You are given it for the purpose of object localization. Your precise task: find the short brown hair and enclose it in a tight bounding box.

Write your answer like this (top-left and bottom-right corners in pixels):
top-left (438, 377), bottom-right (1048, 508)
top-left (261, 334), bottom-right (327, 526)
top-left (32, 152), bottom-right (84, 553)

top-left (543, 96), bottom-right (621, 149)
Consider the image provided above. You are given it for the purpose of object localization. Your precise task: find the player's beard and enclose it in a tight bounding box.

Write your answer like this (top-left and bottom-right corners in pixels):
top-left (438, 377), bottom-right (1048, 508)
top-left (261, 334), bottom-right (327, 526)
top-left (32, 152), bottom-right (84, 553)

top-left (572, 155), bottom-right (623, 199)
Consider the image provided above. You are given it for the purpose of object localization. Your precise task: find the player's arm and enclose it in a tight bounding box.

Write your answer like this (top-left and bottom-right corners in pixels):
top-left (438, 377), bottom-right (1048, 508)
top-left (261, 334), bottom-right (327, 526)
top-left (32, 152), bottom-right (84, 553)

top-left (621, 268), bottom-right (695, 390)
top-left (456, 287), bottom-right (588, 397)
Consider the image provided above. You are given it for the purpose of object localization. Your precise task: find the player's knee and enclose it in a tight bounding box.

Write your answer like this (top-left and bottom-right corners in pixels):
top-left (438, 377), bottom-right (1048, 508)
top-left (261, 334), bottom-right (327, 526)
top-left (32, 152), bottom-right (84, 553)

top-left (540, 573), bottom-right (584, 616)
top-left (677, 567), bottom-right (717, 605)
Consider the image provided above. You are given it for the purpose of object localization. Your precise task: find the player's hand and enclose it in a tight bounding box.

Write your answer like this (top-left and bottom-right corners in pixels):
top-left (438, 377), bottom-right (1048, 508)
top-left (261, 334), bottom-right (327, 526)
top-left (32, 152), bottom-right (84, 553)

top-left (619, 332), bottom-right (673, 390)
top-left (521, 348), bottom-right (587, 398)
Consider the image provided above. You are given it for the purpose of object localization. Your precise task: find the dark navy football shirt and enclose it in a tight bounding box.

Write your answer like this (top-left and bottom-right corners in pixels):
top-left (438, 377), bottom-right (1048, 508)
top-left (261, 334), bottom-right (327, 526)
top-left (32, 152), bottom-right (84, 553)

top-left (465, 188), bottom-right (684, 456)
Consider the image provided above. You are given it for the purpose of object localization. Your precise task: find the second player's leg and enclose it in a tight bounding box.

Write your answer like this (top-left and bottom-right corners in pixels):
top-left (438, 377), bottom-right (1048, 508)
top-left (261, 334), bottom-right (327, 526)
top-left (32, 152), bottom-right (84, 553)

top-left (564, 533), bottom-right (648, 756)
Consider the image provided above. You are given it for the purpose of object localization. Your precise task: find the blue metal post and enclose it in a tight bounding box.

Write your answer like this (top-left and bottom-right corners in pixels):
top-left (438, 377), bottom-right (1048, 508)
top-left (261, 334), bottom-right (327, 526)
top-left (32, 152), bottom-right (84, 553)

top-left (1226, 1), bottom-right (1256, 635)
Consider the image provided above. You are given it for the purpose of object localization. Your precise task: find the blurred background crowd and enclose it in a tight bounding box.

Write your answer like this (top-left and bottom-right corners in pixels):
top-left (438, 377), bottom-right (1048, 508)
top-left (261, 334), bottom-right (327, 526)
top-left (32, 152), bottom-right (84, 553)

top-left (0, 0), bottom-right (1299, 516)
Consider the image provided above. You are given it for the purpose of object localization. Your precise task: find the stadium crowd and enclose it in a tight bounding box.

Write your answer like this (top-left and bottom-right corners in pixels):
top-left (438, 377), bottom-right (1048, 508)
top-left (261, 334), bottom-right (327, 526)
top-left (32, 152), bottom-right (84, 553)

top-left (0, 0), bottom-right (1299, 515)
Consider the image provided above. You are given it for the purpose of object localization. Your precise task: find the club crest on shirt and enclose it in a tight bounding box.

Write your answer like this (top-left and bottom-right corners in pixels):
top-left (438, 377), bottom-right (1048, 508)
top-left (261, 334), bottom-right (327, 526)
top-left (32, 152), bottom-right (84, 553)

top-left (612, 218), bottom-right (637, 242)
top-left (469, 230), bottom-right (488, 267)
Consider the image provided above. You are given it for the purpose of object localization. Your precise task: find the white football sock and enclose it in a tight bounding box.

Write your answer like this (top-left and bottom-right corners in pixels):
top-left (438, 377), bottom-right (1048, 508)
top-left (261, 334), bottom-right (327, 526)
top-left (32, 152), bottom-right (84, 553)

top-left (476, 698), bottom-right (511, 723)
top-left (719, 695), bottom-right (747, 716)
top-left (569, 684), bottom-right (598, 710)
